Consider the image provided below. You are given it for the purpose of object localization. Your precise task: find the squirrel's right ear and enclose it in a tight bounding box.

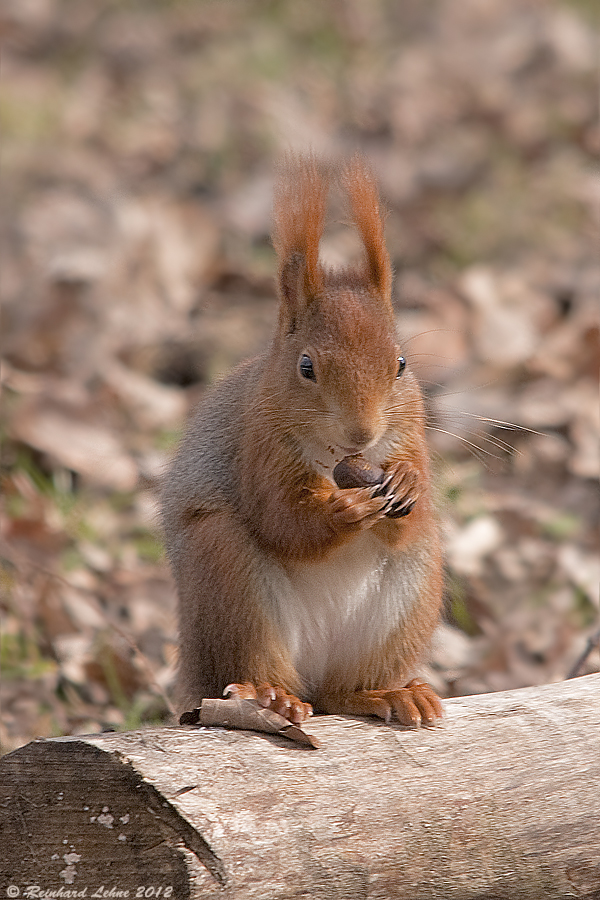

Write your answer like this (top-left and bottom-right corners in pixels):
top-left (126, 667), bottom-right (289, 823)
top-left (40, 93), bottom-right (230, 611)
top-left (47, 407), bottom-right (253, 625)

top-left (272, 153), bottom-right (328, 325)
top-left (278, 252), bottom-right (309, 328)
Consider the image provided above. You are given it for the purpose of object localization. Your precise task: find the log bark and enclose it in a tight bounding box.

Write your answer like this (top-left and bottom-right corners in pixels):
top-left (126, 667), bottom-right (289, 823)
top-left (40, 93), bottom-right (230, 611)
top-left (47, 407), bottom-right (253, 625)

top-left (1, 674), bottom-right (599, 900)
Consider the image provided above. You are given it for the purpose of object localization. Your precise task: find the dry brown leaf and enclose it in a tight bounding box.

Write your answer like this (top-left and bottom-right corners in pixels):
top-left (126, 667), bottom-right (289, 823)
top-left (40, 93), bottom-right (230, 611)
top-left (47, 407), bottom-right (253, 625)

top-left (11, 400), bottom-right (138, 491)
top-left (102, 360), bottom-right (187, 429)
top-left (180, 697), bottom-right (320, 749)
top-left (460, 267), bottom-right (540, 369)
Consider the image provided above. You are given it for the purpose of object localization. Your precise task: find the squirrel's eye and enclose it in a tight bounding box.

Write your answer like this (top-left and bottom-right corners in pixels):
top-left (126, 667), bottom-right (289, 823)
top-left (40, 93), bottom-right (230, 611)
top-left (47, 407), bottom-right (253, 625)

top-left (396, 356), bottom-right (406, 378)
top-left (299, 353), bottom-right (316, 382)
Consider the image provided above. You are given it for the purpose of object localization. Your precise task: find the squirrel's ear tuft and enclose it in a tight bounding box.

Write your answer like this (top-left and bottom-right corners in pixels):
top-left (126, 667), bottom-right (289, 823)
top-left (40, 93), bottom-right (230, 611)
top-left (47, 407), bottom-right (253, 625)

top-left (272, 153), bottom-right (328, 300)
top-left (341, 154), bottom-right (392, 302)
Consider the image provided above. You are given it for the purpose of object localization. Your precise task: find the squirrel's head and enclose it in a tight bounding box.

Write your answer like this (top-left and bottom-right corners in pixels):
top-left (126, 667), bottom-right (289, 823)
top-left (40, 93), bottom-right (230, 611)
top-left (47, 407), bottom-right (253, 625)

top-left (269, 153), bottom-right (423, 467)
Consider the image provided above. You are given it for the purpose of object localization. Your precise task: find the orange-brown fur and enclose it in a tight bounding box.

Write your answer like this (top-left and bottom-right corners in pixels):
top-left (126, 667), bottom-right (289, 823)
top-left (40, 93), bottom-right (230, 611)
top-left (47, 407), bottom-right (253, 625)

top-left (161, 154), bottom-right (443, 726)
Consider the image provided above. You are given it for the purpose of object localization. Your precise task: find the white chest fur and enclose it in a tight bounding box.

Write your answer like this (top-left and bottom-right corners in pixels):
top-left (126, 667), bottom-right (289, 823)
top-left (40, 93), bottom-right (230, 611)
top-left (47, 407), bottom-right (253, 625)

top-left (270, 531), bottom-right (426, 693)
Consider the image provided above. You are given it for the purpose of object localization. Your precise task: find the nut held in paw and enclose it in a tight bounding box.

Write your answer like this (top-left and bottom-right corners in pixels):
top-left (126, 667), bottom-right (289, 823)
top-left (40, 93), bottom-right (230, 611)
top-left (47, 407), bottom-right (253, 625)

top-left (333, 455), bottom-right (386, 490)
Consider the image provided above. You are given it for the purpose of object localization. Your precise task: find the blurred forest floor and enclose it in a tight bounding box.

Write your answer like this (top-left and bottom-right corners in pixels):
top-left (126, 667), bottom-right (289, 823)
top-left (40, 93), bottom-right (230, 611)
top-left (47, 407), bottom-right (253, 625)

top-left (1, 0), bottom-right (598, 753)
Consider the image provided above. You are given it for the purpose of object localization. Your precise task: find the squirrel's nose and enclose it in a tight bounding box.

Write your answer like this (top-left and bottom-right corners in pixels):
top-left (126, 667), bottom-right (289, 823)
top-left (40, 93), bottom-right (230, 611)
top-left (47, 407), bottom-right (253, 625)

top-left (345, 427), bottom-right (375, 452)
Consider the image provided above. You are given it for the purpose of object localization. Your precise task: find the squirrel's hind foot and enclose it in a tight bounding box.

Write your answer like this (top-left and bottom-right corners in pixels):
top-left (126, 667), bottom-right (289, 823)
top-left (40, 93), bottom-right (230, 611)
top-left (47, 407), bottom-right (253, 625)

top-left (329, 680), bottom-right (442, 727)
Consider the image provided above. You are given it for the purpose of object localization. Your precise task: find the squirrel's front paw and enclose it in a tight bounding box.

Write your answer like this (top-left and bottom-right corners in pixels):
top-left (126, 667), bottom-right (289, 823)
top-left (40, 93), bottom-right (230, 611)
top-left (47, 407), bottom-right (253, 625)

top-left (327, 486), bottom-right (387, 531)
top-left (224, 682), bottom-right (313, 724)
top-left (348, 680), bottom-right (442, 726)
top-left (377, 462), bottom-right (420, 519)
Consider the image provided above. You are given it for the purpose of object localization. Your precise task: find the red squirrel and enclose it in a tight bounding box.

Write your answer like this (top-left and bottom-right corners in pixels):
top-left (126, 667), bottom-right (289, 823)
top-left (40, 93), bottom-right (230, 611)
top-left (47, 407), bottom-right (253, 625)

top-left (161, 154), bottom-right (443, 727)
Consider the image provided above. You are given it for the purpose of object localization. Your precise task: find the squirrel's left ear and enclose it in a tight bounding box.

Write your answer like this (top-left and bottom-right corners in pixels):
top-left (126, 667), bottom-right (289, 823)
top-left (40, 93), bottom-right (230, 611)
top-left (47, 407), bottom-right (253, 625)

top-left (341, 154), bottom-right (392, 303)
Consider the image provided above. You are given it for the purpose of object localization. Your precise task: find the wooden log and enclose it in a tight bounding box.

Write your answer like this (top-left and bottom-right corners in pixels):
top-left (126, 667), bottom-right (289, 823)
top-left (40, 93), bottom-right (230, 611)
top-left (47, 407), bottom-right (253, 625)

top-left (1, 674), bottom-right (599, 899)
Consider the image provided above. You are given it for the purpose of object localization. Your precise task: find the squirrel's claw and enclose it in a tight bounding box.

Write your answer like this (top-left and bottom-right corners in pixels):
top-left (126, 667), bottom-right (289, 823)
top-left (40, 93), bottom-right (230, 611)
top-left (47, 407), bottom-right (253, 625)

top-left (377, 463), bottom-right (420, 519)
top-left (386, 496), bottom-right (418, 518)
